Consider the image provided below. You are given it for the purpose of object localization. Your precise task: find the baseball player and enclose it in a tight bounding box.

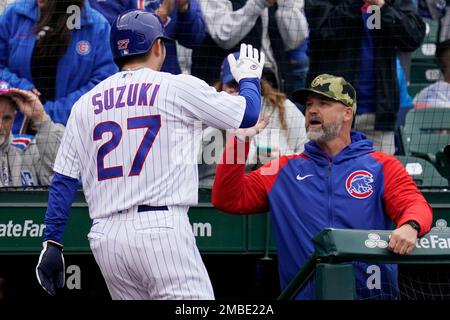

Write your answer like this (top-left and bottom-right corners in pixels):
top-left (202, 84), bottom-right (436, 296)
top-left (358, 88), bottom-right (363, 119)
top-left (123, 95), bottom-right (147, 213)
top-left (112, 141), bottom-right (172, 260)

top-left (35, 10), bottom-right (265, 299)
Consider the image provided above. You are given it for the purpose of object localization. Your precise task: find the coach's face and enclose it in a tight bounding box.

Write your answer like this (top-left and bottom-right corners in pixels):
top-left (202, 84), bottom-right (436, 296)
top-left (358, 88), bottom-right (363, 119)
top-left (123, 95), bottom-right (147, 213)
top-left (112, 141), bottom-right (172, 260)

top-left (305, 93), bottom-right (351, 143)
top-left (0, 97), bottom-right (16, 146)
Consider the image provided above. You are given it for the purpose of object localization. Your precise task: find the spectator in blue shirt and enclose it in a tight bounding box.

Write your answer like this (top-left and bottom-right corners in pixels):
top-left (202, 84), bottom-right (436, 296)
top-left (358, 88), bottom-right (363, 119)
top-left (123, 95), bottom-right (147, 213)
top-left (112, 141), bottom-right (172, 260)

top-left (0, 0), bottom-right (118, 132)
top-left (284, 38), bottom-right (309, 98)
top-left (90, 0), bottom-right (205, 74)
top-left (89, 0), bottom-right (141, 24)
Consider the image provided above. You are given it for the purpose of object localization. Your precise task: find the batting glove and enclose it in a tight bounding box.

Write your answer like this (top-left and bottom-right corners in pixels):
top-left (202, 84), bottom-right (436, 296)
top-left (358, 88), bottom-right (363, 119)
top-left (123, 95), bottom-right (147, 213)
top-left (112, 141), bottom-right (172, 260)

top-left (227, 43), bottom-right (265, 83)
top-left (36, 240), bottom-right (65, 296)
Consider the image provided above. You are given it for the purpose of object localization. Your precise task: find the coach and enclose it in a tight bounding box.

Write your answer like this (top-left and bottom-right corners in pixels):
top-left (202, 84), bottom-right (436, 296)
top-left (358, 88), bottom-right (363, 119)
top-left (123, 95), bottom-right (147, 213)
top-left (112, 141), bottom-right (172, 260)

top-left (212, 74), bottom-right (433, 300)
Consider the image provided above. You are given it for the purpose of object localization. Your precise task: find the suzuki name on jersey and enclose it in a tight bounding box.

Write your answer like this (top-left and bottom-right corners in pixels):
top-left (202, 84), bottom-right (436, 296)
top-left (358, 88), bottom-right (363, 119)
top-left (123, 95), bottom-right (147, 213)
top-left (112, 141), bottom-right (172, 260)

top-left (92, 82), bottom-right (161, 115)
top-left (0, 220), bottom-right (45, 237)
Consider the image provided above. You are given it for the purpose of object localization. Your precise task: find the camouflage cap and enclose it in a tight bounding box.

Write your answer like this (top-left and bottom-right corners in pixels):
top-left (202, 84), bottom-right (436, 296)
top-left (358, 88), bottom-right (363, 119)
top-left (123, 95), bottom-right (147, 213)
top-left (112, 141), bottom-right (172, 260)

top-left (292, 74), bottom-right (357, 113)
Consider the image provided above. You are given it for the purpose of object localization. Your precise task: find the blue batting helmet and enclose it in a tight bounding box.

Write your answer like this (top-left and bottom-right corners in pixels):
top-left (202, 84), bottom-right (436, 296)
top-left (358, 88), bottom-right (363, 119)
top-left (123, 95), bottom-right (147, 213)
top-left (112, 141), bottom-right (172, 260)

top-left (110, 10), bottom-right (172, 60)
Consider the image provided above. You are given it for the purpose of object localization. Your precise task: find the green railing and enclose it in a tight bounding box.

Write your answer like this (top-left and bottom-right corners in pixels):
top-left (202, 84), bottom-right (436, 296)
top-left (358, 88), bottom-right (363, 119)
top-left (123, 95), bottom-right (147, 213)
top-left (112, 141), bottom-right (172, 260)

top-left (278, 228), bottom-right (450, 300)
top-left (1, 189), bottom-right (450, 257)
top-left (0, 189), bottom-right (276, 255)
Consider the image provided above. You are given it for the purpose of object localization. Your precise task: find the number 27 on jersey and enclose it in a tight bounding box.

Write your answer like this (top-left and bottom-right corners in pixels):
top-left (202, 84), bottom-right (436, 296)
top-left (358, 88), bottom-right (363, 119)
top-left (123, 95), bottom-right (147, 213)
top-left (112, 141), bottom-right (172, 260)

top-left (93, 115), bottom-right (161, 181)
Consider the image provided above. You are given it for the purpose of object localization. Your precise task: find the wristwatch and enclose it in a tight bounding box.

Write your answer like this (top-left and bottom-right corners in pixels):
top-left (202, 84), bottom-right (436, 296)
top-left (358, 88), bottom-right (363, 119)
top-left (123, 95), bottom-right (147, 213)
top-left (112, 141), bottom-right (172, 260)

top-left (404, 220), bottom-right (421, 234)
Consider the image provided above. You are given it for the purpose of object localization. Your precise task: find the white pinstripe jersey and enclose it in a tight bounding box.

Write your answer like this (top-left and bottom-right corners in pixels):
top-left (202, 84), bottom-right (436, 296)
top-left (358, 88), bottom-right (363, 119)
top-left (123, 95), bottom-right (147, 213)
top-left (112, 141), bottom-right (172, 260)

top-left (54, 68), bottom-right (246, 219)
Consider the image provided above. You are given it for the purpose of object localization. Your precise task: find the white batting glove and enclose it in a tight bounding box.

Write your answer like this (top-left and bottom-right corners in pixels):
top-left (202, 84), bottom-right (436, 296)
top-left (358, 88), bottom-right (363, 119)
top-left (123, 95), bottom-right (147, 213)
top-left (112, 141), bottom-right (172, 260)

top-left (227, 43), bottom-right (265, 83)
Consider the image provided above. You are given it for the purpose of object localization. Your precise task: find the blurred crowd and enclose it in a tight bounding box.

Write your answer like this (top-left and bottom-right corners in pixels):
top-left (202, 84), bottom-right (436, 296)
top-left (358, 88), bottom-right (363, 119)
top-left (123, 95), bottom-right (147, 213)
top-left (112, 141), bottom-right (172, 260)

top-left (0, 0), bottom-right (449, 188)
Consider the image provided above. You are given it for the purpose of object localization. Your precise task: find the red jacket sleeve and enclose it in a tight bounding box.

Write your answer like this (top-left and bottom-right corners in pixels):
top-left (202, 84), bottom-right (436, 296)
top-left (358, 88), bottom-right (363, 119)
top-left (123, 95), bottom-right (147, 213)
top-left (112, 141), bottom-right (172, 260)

top-left (212, 135), bottom-right (291, 214)
top-left (371, 152), bottom-right (433, 236)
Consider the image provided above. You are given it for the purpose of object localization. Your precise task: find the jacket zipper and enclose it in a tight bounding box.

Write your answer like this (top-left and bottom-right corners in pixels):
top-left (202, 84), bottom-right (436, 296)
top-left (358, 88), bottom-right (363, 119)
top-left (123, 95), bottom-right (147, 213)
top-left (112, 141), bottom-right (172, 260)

top-left (325, 158), bottom-right (333, 227)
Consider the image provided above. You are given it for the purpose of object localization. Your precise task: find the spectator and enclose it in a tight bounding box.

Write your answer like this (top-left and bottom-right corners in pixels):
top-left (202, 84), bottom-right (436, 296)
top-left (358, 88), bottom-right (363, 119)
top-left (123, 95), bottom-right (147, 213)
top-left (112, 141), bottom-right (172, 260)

top-left (438, 2), bottom-right (450, 42)
top-left (147, 0), bottom-right (206, 74)
top-left (306, 0), bottom-right (425, 154)
top-left (199, 52), bottom-right (307, 188)
top-left (90, 0), bottom-right (205, 75)
top-left (192, 0), bottom-right (308, 89)
top-left (0, 0), bottom-right (118, 133)
top-left (212, 74), bottom-right (432, 299)
top-left (284, 38), bottom-right (309, 97)
top-left (395, 58), bottom-right (414, 154)
top-left (416, 0), bottom-right (450, 43)
top-left (418, 0), bottom-right (446, 20)
top-left (414, 39), bottom-right (450, 107)
top-left (88, 0), bottom-right (140, 24)
top-left (397, 59), bottom-right (414, 119)
top-left (0, 81), bottom-right (64, 187)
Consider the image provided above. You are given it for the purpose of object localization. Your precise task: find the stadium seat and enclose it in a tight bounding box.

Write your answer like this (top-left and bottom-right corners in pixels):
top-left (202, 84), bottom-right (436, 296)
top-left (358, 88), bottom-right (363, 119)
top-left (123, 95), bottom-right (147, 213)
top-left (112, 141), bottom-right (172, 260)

top-left (407, 83), bottom-right (429, 99)
top-left (409, 17), bottom-right (440, 103)
top-left (410, 62), bottom-right (441, 84)
top-left (411, 18), bottom-right (439, 61)
top-left (396, 155), bottom-right (449, 188)
top-left (402, 108), bottom-right (450, 163)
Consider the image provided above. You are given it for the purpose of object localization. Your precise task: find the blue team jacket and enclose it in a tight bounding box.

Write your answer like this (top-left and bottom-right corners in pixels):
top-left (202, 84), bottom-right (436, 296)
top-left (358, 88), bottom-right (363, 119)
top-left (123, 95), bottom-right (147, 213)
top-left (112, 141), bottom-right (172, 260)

top-left (0, 0), bottom-right (118, 131)
top-left (213, 131), bottom-right (432, 300)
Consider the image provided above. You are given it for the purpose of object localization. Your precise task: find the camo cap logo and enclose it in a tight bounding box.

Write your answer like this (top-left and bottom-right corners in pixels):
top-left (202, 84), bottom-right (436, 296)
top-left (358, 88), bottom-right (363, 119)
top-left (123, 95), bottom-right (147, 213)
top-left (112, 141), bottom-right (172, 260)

top-left (311, 75), bottom-right (328, 88)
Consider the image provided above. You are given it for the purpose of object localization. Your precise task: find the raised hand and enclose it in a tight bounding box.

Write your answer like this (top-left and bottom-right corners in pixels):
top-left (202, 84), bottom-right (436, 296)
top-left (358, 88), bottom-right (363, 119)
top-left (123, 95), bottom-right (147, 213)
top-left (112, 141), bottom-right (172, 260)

top-left (8, 88), bottom-right (46, 123)
top-left (227, 43), bottom-right (266, 83)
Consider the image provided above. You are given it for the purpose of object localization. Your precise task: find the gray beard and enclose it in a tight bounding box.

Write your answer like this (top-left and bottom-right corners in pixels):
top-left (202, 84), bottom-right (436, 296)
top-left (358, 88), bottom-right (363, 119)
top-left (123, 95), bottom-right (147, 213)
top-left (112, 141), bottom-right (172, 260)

top-left (307, 120), bottom-right (342, 143)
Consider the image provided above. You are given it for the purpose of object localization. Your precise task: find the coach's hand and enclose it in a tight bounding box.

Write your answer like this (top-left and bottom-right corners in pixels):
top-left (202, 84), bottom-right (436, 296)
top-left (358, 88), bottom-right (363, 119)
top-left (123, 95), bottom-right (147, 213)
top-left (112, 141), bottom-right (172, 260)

top-left (227, 43), bottom-right (265, 83)
top-left (388, 224), bottom-right (418, 255)
top-left (235, 114), bottom-right (271, 142)
top-left (36, 240), bottom-right (65, 296)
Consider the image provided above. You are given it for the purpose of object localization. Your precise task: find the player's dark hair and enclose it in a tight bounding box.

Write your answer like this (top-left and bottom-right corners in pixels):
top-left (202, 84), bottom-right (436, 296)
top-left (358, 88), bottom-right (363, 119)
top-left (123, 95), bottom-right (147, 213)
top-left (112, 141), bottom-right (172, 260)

top-left (34, 0), bottom-right (84, 59)
top-left (436, 39), bottom-right (450, 79)
top-left (115, 51), bottom-right (152, 70)
top-left (115, 39), bottom-right (165, 70)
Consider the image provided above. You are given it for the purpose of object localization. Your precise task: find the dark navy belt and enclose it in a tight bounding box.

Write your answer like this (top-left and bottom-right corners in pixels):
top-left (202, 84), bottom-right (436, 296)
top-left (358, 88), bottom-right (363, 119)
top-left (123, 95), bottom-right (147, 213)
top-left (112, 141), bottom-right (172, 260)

top-left (137, 205), bottom-right (168, 212)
